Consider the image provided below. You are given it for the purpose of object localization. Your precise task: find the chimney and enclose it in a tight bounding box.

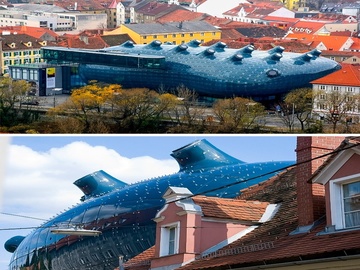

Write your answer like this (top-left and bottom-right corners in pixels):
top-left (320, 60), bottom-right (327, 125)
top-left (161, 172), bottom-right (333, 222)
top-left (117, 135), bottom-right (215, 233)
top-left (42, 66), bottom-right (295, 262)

top-left (295, 136), bottom-right (344, 228)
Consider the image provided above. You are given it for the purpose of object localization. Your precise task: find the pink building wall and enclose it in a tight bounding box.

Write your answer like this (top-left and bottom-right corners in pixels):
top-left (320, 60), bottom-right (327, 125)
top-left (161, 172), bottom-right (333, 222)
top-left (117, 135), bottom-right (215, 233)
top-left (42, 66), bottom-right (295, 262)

top-left (152, 199), bottom-right (251, 269)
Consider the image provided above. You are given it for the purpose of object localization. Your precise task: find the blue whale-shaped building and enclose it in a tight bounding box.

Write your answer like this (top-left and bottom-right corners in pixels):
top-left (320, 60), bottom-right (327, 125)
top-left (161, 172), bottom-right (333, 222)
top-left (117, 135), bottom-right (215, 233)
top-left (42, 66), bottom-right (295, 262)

top-left (5, 139), bottom-right (294, 270)
top-left (41, 40), bottom-right (340, 99)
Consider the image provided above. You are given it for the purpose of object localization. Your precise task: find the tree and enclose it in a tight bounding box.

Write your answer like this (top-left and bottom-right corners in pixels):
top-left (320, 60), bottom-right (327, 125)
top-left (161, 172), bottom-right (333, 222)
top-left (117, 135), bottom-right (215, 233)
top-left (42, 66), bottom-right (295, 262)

top-left (314, 89), bottom-right (360, 133)
top-left (213, 97), bottom-right (265, 132)
top-left (50, 82), bottom-right (119, 132)
top-left (110, 88), bottom-right (178, 132)
top-left (279, 87), bottom-right (313, 132)
top-left (0, 77), bottom-right (32, 127)
top-left (169, 85), bottom-right (206, 131)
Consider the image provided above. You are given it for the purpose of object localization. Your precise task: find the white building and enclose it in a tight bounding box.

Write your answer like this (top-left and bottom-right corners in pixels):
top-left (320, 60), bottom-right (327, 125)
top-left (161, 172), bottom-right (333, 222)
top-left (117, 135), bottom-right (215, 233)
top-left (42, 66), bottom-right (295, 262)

top-left (0, 4), bottom-right (106, 32)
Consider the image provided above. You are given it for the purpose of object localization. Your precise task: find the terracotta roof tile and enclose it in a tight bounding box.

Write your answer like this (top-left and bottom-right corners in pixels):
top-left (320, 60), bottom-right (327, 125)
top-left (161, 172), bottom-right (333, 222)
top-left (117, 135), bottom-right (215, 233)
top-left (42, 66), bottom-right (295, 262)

top-left (178, 162), bottom-right (360, 270)
top-left (285, 34), bottom-right (355, 51)
top-left (192, 196), bottom-right (270, 222)
top-left (122, 246), bottom-right (154, 270)
top-left (289, 20), bottom-right (326, 34)
top-left (55, 34), bottom-right (109, 49)
top-left (0, 33), bottom-right (46, 51)
top-left (311, 63), bottom-right (360, 86)
top-left (0, 26), bottom-right (58, 40)
top-left (156, 9), bottom-right (206, 23)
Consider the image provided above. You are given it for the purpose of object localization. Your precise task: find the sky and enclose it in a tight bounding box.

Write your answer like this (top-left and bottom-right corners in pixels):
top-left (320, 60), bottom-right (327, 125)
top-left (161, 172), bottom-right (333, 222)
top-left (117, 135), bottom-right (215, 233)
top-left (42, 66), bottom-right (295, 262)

top-left (0, 135), bottom-right (297, 270)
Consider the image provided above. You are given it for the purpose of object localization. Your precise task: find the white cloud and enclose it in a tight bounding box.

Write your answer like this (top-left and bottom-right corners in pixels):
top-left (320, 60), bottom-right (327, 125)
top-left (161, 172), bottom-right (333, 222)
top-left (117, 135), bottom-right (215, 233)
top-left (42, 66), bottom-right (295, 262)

top-left (2, 141), bottom-right (179, 221)
top-left (1, 141), bottom-right (179, 270)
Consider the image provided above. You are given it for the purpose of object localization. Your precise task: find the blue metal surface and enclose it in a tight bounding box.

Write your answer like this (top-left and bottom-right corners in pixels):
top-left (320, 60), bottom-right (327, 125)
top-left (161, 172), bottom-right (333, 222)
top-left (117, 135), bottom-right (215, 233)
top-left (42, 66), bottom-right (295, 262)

top-left (5, 139), bottom-right (294, 270)
top-left (41, 40), bottom-right (341, 99)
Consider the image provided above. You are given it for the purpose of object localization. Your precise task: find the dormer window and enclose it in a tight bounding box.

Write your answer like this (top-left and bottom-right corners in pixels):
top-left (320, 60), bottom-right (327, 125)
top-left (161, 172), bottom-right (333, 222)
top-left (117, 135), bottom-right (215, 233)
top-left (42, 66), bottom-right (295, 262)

top-left (330, 176), bottom-right (360, 230)
top-left (343, 181), bottom-right (360, 228)
top-left (159, 222), bottom-right (180, 257)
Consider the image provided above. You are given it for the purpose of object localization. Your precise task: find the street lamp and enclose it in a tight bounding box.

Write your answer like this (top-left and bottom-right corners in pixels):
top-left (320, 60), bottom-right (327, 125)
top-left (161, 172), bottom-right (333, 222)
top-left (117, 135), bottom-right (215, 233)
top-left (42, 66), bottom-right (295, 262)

top-left (52, 88), bottom-right (63, 107)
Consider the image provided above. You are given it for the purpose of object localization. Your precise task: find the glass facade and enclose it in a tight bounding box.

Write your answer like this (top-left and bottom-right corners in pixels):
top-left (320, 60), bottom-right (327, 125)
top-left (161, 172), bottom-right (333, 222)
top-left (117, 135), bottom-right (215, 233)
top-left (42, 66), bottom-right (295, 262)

top-left (41, 40), bottom-right (341, 99)
top-left (6, 139), bottom-right (294, 270)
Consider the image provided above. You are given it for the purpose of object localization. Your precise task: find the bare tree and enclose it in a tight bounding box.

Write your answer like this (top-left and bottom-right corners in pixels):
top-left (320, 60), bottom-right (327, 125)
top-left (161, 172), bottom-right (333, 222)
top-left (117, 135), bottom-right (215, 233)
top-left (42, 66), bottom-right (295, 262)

top-left (314, 89), bottom-right (360, 133)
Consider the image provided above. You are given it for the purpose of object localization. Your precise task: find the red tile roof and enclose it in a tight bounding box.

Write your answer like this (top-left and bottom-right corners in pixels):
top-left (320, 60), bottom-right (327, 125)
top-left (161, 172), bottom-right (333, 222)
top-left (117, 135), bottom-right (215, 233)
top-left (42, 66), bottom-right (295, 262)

top-left (156, 9), bottom-right (206, 23)
top-left (288, 20), bottom-right (326, 34)
top-left (285, 34), bottom-right (355, 51)
top-left (122, 246), bottom-right (154, 270)
top-left (262, 15), bottom-right (299, 24)
top-left (311, 63), bottom-right (360, 86)
top-left (0, 26), bottom-right (58, 40)
top-left (56, 33), bottom-right (109, 49)
top-left (0, 33), bottom-right (47, 51)
top-left (178, 166), bottom-right (360, 270)
top-left (192, 196), bottom-right (269, 222)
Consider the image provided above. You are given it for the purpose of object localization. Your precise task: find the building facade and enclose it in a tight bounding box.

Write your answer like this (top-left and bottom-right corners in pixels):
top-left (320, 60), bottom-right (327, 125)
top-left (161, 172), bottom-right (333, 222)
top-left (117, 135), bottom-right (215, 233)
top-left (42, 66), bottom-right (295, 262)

top-left (106, 21), bottom-right (221, 45)
top-left (0, 33), bottom-right (45, 75)
top-left (311, 63), bottom-right (360, 121)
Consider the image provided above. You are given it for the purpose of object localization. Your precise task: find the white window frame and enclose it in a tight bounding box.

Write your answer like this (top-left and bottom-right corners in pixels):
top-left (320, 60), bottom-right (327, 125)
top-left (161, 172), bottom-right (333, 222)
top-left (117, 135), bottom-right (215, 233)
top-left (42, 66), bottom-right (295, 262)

top-left (330, 174), bottom-right (360, 230)
top-left (159, 221), bottom-right (180, 257)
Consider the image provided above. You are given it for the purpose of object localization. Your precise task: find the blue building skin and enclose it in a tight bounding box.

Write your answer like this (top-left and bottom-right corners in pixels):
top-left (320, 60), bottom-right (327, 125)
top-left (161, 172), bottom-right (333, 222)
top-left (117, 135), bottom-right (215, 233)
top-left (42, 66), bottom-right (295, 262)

top-left (77, 40), bottom-right (341, 99)
top-left (5, 139), bottom-right (294, 270)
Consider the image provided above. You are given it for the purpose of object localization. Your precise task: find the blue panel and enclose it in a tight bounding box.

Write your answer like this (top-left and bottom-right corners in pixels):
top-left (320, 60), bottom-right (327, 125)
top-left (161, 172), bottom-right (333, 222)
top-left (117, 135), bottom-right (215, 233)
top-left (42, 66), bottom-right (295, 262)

top-left (41, 40), bottom-right (341, 99)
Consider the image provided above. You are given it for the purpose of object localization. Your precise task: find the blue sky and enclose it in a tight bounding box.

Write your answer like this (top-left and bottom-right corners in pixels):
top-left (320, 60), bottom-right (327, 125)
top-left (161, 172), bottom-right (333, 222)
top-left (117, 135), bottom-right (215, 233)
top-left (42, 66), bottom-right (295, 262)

top-left (10, 135), bottom-right (297, 162)
top-left (0, 135), bottom-right (297, 270)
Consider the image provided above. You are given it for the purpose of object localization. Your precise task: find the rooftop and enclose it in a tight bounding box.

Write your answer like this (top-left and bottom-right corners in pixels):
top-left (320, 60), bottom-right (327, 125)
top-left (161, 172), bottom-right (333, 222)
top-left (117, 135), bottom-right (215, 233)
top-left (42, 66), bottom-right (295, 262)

top-left (311, 63), bottom-right (360, 86)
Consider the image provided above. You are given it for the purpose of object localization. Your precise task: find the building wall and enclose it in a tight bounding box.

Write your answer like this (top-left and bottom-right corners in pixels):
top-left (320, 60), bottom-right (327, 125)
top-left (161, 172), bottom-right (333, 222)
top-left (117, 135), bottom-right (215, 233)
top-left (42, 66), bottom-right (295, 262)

top-left (118, 24), bottom-right (221, 45)
top-left (153, 199), bottom-right (249, 269)
top-left (268, 7), bottom-right (295, 18)
top-left (312, 82), bottom-right (360, 117)
top-left (1, 48), bottom-right (42, 75)
top-left (324, 23), bottom-right (358, 33)
top-left (325, 153), bottom-right (360, 226)
top-left (295, 136), bottom-right (344, 226)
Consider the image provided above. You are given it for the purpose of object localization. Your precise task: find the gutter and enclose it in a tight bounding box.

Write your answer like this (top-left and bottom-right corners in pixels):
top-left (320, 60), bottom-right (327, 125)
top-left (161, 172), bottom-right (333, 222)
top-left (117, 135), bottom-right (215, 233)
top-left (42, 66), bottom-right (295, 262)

top-left (229, 252), bottom-right (360, 270)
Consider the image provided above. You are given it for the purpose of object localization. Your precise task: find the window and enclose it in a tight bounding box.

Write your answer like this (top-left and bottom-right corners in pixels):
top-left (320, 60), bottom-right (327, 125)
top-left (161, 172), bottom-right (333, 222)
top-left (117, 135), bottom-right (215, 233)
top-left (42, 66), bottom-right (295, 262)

top-left (330, 177), bottom-right (360, 230)
top-left (168, 227), bottom-right (176, 254)
top-left (320, 85), bottom-right (326, 90)
top-left (344, 182), bottom-right (360, 227)
top-left (333, 86), bottom-right (339, 91)
top-left (347, 87), bottom-right (353, 92)
top-left (159, 222), bottom-right (179, 256)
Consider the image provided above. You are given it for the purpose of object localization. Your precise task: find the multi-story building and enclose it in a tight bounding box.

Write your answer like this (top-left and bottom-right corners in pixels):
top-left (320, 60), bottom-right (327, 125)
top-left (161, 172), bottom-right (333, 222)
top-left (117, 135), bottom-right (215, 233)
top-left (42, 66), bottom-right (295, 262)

top-left (105, 20), bottom-right (221, 45)
top-left (311, 63), bottom-right (360, 120)
top-left (0, 32), bottom-right (45, 75)
top-left (0, 4), bottom-right (107, 33)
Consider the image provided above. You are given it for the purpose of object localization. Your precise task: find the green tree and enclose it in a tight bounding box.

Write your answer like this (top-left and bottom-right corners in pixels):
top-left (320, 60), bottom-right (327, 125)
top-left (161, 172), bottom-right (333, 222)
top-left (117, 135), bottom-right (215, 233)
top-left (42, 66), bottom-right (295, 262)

top-left (0, 77), bottom-right (32, 127)
top-left (213, 97), bottom-right (265, 132)
top-left (111, 88), bottom-right (177, 132)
